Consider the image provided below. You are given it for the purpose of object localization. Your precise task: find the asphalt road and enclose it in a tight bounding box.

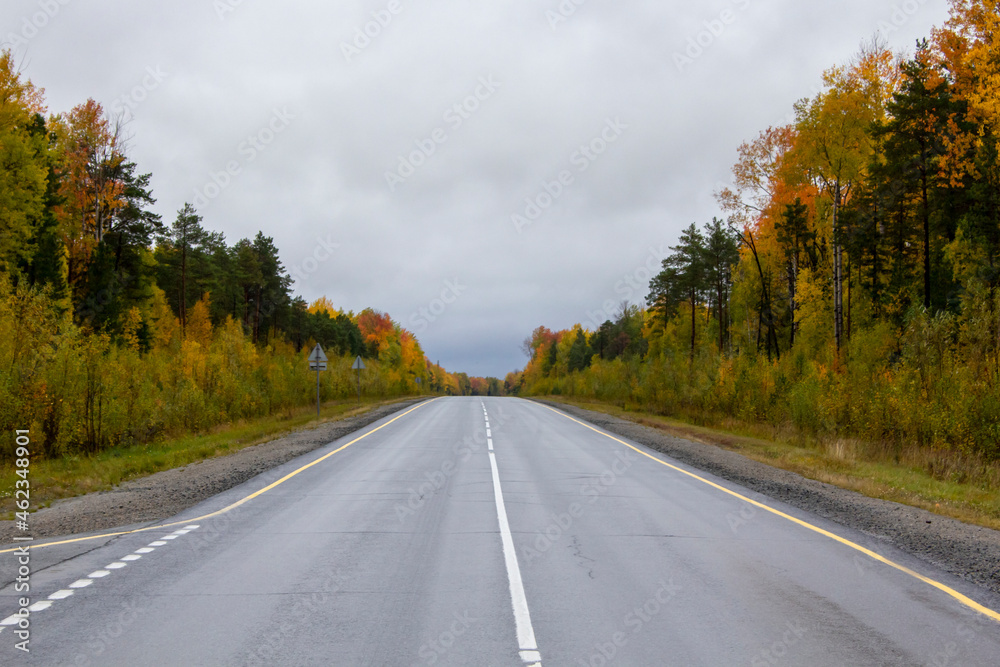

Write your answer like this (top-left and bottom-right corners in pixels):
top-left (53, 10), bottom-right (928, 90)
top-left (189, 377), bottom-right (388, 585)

top-left (2, 396), bottom-right (1000, 665)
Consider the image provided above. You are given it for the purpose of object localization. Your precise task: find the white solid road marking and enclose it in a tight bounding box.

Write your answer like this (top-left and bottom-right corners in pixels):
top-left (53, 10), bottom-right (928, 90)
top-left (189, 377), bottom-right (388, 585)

top-left (48, 590), bottom-right (74, 600)
top-left (68, 580), bottom-right (93, 589)
top-left (485, 409), bottom-right (542, 665)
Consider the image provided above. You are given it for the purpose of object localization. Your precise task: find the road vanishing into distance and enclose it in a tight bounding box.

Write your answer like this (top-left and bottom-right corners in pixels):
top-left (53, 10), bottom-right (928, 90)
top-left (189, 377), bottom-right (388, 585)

top-left (2, 397), bottom-right (1000, 665)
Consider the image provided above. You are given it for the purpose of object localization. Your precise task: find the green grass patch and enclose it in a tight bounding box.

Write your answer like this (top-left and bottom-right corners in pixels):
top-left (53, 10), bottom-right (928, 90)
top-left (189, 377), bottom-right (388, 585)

top-left (0, 396), bottom-right (420, 517)
top-left (541, 396), bottom-right (1000, 532)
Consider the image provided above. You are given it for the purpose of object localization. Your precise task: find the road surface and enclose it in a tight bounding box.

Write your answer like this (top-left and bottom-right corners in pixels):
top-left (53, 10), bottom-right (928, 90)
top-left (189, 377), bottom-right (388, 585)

top-left (2, 397), bottom-right (1000, 665)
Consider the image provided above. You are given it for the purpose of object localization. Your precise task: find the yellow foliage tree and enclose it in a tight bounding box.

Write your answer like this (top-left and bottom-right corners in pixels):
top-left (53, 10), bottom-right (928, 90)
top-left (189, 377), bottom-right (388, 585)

top-left (309, 295), bottom-right (339, 317)
top-left (794, 267), bottom-right (832, 357)
top-left (939, 0), bottom-right (1000, 139)
top-left (0, 50), bottom-right (49, 276)
top-left (121, 306), bottom-right (143, 352)
top-left (186, 292), bottom-right (213, 348)
top-left (148, 285), bottom-right (179, 349)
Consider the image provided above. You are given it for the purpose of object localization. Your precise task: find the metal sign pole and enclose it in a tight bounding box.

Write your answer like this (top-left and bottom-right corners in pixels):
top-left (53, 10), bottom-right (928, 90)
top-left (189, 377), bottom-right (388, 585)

top-left (351, 355), bottom-right (366, 404)
top-left (308, 344), bottom-right (328, 419)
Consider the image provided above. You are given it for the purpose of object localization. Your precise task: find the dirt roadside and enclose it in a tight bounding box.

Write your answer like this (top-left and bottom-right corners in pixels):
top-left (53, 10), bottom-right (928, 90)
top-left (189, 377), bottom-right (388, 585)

top-left (0, 399), bottom-right (425, 544)
top-left (538, 400), bottom-right (1000, 597)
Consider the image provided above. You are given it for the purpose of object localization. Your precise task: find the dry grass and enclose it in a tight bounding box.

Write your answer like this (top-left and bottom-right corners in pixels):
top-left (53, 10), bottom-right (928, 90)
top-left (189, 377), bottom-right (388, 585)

top-left (546, 396), bottom-right (1000, 532)
top-left (0, 396), bottom-right (415, 516)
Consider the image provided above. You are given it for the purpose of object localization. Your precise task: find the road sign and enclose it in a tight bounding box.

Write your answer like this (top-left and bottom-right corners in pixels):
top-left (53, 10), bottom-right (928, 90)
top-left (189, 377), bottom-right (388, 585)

top-left (352, 356), bottom-right (365, 403)
top-left (309, 344), bottom-right (328, 418)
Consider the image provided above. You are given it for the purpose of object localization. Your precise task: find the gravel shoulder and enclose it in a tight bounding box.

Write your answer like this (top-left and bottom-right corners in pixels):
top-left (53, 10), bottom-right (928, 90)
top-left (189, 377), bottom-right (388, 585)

top-left (0, 399), bottom-right (425, 544)
top-left (539, 399), bottom-right (1000, 597)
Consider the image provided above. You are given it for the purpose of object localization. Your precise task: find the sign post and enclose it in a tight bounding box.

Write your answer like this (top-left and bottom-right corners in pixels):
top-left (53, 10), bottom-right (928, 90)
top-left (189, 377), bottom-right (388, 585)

top-left (308, 344), bottom-right (328, 417)
top-left (351, 355), bottom-right (366, 403)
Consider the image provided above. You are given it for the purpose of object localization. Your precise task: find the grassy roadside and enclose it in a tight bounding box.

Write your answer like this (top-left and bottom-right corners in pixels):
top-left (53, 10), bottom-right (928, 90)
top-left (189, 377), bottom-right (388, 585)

top-left (0, 395), bottom-right (423, 517)
top-left (539, 396), bottom-right (1000, 532)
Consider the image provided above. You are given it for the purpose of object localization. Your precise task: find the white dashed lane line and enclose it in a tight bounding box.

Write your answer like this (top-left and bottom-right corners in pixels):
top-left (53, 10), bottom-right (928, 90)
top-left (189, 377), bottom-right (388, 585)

top-left (0, 525), bottom-right (200, 632)
top-left (481, 401), bottom-right (543, 667)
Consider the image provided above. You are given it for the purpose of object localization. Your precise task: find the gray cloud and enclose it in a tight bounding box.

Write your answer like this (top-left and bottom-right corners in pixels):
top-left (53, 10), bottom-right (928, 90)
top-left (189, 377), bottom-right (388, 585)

top-left (2, 0), bottom-right (950, 377)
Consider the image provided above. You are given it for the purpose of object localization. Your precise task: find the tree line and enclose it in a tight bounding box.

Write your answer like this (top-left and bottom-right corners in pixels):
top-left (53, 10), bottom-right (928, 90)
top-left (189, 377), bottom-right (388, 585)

top-left (509, 1), bottom-right (1000, 464)
top-left (0, 51), bottom-right (501, 461)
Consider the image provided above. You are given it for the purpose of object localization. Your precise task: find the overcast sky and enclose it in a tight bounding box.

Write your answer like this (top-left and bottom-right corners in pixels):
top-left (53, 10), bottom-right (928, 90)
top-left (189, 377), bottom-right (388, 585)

top-left (3, 0), bottom-right (950, 377)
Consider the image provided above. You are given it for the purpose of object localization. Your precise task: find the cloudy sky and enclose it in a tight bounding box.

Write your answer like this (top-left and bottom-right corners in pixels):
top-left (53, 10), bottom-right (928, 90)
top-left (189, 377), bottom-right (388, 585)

top-left (3, 0), bottom-right (950, 377)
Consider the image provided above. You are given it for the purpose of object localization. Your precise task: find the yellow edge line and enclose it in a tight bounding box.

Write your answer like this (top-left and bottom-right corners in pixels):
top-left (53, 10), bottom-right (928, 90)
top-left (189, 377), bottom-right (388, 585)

top-left (1, 398), bottom-right (440, 555)
top-left (539, 402), bottom-right (1000, 624)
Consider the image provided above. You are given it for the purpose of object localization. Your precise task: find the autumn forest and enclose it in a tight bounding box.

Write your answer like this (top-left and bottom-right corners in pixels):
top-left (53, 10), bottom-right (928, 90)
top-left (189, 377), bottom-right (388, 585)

top-left (510, 3), bottom-right (1000, 472)
top-left (4, 1), bottom-right (1000, 482)
top-left (0, 49), bottom-right (499, 463)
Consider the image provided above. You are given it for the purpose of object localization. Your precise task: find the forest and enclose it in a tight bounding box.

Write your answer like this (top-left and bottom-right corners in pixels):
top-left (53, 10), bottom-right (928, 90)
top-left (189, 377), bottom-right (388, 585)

top-left (0, 50), bottom-right (499, 464)
top-left (509, 2), bottom-right (1000, 471)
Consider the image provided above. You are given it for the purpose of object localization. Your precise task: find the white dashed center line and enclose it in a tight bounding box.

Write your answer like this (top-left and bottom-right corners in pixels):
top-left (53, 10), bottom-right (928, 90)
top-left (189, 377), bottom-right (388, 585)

top-left (481, 401), bottom-right (543, 666)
